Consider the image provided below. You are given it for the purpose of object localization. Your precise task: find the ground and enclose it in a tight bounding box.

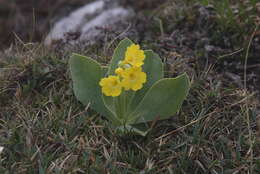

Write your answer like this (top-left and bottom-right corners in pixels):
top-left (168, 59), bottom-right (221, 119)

top-left (0, 0), bottom-right (260, 173)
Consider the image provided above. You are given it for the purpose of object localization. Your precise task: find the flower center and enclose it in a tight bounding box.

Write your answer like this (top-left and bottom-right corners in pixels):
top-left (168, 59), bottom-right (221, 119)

top-left (129, 73), bottom-right (135, 80)
top-left (112, 80), bottom-right (118, 86)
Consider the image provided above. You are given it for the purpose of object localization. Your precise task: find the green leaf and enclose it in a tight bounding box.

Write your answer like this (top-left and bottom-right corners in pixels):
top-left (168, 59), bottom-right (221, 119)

top-left (101, 66), bottom-right (108, 76)
top-left (129, 73), bottom-right (190, 124)
top-left (102, 90), bottom-right (133, 124)
top-left (102, 95), bottom-right (118, 120)
top-left (69, 53), bottom-right (120, 125)
top-left (128, 50), bottom-right (163, 112)
top-left (107, 38), bottom-right (133, 75)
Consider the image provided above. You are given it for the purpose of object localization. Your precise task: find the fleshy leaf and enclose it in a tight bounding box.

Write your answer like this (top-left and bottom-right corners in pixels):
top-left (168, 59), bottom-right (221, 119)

top-left (69, 53), bottom-right (120, 125)
top-left (107, 38), bottom-right (133, 75)
top-left (127, 50), bottom-right (163, 113)
top-left (101, 66), bottom-right (108, 76)
top-left (129, 73), bottom-right (190, 124)
top-left (102, 90), bottom-right (133, 124)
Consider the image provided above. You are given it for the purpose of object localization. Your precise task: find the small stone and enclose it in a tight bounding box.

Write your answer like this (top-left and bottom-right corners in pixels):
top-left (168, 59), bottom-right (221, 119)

top-left (0, 146), bottom-right (3, 154)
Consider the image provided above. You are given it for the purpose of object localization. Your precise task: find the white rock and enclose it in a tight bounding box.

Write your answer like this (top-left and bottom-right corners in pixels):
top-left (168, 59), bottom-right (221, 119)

top-left (80, 7), bottom-right (132, 43)
top-left (44, 0), bottom-right (133, 47)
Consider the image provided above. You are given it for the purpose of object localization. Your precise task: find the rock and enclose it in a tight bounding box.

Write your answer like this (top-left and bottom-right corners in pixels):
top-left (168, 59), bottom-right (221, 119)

top-left (44, 0), bottom-right (134, 47)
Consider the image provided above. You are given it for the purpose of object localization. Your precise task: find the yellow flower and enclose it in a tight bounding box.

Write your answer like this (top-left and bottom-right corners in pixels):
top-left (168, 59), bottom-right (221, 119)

top-left (121, 66), bottom-right (147, 91)
top-left (99, 76), bottom-right (122, 97)
top-left (124, 44), bottom-right (145, 67)
top-left (115, 67), bottom-right (124, 76)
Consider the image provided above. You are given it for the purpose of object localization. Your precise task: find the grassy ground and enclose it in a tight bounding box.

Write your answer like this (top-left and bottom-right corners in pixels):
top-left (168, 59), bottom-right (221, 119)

top-left (0, 0), bottom-right (260, 173)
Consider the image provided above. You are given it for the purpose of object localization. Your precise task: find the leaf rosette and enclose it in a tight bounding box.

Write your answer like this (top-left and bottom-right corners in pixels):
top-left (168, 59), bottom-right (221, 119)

top-left (69, 38), bottom-right (190, 136)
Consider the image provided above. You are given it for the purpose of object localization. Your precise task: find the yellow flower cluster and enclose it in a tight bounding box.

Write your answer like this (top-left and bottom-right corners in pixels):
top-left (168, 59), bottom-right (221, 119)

top-left (99, 44), bottom-right (147, 97)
